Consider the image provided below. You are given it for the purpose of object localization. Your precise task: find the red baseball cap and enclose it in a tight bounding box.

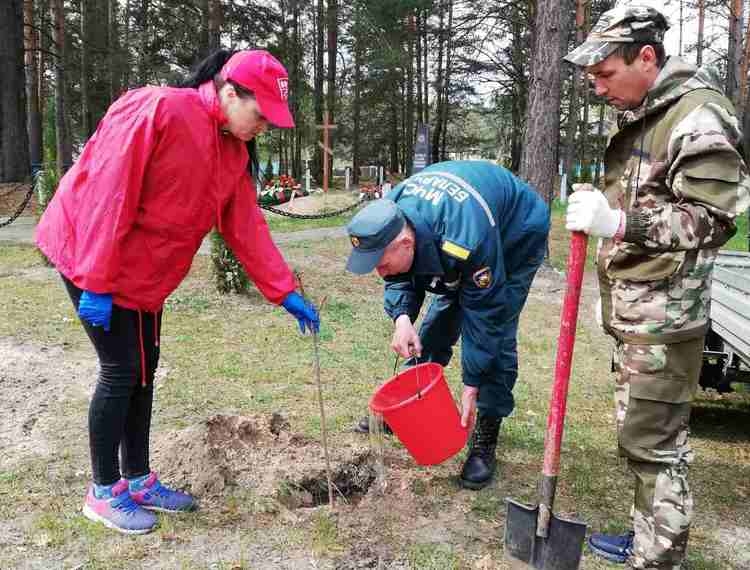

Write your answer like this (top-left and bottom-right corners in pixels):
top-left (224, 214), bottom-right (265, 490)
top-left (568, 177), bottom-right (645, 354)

top-left (220, 50), bottom-right (295, 128)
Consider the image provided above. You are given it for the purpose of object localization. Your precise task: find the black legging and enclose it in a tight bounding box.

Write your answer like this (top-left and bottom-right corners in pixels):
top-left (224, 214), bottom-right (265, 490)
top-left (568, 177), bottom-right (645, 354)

top-left (63, 276), bottom-right (161, 485)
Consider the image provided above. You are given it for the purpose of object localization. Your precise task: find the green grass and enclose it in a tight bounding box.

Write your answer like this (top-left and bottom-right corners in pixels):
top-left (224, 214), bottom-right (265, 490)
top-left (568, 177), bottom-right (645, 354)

top-left (724, 210), bottom-right (750, 251)
top-left (0, 213), bottom-right (747, 568)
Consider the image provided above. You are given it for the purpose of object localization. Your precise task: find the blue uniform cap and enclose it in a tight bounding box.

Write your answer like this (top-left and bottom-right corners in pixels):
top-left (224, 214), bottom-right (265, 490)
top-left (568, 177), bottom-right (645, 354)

top-left (345, 199), bottom-right (405, 274)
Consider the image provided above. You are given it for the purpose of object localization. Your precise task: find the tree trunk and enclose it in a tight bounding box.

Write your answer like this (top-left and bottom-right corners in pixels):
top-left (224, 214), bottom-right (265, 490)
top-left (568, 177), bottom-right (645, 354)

top-left (81, 0), bottom-right (93, 138)
top-left (697, 0), bottom-right (704, 67)
top-left (422, 9), bottom-right (429, 125)
top-left (0, 0), bottom-right (31, 181)
top-left (520, 0), bottom-right (566, 202)
top-left (563, 0), bottom-right (584, 181)
top-left (431, 0), bottom-right (445, 164)
top-left (406, 14), bottom-right (415, 174)
top-left (52, 0), bottom-right (72, 173)
top-left (415, 10), bottom-right (423, 125)
top-left (208, 0), bottom-right (222, 52)
top-left (727, 0), bottom-right (742, 105)
top-left (137, 0), bottom-right (149, 85)
top-left (199, 0), bottom-right (209, 56)
top-left (326, 0), bottom-right (337, 180)
top-left (352, 2), bottom-right (362, 185)
top-left (123, 0), bottom-right (132, 88)
top-left (108, 0), bottom-right (122, 102)
top-left (24, 0), bottom-right (43, 172)
top-left (593, 101), bottom-right (606, 187)
top-left (439, 0), bottom-right (453, 161)
top-left (390, 101), bottom-right (399, 173)
top-left (291, 0), bottom-right (302, 179)
top-left (313, 0), bottom-right (324, 183)
top-left (509, 3), bottom-right (527, 173)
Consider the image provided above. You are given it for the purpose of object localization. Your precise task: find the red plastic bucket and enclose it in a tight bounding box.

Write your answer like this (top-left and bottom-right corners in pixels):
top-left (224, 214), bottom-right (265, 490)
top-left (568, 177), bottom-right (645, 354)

top-left (369, 363), bottom-right (470, 466)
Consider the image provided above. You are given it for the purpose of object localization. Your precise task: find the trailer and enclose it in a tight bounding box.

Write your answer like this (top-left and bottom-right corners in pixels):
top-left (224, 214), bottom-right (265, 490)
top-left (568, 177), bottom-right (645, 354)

top-left (700, 250), bottom-right (750, 392)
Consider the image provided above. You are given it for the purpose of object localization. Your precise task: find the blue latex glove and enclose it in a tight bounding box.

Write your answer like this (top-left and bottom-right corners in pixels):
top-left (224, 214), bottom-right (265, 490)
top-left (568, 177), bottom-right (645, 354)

top-left (78, 291), bottom-right (113, 331)
top-left (282, 292), bottom-right (320, 334)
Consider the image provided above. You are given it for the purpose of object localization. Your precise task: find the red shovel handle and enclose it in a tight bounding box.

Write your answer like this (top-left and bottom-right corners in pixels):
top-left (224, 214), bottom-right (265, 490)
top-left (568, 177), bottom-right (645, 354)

top-left (542, 231), bottom-right (588, 477)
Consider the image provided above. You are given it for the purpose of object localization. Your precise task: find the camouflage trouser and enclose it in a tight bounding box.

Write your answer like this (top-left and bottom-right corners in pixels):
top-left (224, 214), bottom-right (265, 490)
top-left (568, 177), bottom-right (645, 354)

top-left (613, 337), bottom-right (704, 569)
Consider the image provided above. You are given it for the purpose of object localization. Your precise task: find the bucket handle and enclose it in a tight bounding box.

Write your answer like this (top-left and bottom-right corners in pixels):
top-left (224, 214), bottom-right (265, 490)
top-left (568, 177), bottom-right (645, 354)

top-left (393, 352), bottom-right (424, 399)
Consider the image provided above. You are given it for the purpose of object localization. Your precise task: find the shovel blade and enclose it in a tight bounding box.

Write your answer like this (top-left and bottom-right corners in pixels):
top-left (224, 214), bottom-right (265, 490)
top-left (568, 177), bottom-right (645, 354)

top-left (504, 498), bottom-right (587, 570)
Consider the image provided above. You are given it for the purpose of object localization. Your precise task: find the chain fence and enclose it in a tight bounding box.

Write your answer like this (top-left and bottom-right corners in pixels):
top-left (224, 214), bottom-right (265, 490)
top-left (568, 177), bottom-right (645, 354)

top-left (1, 182), bottom-right (373, 228)
top-left (0, 184), bottom-right (34, 229)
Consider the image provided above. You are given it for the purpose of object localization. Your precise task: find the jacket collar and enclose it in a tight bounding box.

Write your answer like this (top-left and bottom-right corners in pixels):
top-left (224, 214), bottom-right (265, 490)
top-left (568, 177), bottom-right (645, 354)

top-left (198, 81), bottom-right (228, 126)
top-left (403, 212), bottom-right (445, 276)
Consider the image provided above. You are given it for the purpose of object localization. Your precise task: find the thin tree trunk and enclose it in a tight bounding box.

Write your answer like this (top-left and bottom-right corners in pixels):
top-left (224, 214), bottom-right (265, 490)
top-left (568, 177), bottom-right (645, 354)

top-left (678, 0), bottom-right (684, 57)
top-left (564, 0), bottom-right (585, 181)
top-left (415, 10), bottom-right (423, 125)
top-left (25, 0), bottom-right (43, 171)
top-left (208, 0), bottom-right (221, 51)
top-left (313, 0), bottom-right (324, 183)
top-left (352, 2), bottom-right (362, 185)
top-left (727, 0), bottom-right (742, 105)
top-left (509, 4), bottom-right (526, 172)
top-left (292, 0), bottom-right (302, 179)
top-left (123, 0), bottom-right (132, 87)
top-left (431, 0), bottom-right (445, 163)
top-left (593, 102), bottom-right (606, 187)
top-left (38, 0), bottom-right (48, 152)
top-left (326, 0), bottom-right (337, 179)
top-left (1, 0), bottom-right (31, 181)
top-left (108, 0), bottom-right (121, 103)
top-left (697, 0), bottom-right (704, 66)
top-left (137, 0), bottom-right (149, 85)
top-left (520, 0), bottom-right (566, 203)
top-left (199, 0), bottom-right (209, 56)
top-left (422, 9), bottom-right (429, 125)
top-left (406, 14), bottom-right (415, 173)
top-left (390, 101), bottom-right (399, 173)
top-left (81, 0), bottom-right (92, 138)
top-left (440, 0), bottom-right (453, 161)
top-left (52, 0), bottom-right (72, 173)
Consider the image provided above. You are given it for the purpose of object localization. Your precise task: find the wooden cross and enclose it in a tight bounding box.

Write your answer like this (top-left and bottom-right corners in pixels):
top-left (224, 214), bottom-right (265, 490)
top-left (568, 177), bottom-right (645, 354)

top-left (316, 111), bottom-right (337, 193)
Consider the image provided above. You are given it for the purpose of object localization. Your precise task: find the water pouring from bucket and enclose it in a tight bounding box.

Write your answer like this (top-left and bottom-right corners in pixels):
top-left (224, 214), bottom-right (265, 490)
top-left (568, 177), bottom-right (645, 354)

top-left (369, 363), bottom-right (469, 466)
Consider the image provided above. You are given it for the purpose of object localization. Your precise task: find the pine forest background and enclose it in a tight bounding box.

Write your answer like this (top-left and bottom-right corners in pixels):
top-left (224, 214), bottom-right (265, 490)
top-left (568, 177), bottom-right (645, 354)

top-left (3, 0), bottom-right (750, 208)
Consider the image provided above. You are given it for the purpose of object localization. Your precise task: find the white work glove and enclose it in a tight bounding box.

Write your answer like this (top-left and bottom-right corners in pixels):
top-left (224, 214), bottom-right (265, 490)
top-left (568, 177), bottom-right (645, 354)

top-left (566, 184), bottom-right (622, 238)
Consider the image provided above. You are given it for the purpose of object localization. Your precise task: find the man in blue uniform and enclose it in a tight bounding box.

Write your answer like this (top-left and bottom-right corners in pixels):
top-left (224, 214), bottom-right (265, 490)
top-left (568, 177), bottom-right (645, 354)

top-left (345, 160), bottom-right (549, 489)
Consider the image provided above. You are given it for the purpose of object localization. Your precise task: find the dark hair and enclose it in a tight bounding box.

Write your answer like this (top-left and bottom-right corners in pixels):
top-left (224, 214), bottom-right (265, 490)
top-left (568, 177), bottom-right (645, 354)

top-left (178, 49), bottom-right (262, 183)
top-left (614, 43), bottom-right (666, 68)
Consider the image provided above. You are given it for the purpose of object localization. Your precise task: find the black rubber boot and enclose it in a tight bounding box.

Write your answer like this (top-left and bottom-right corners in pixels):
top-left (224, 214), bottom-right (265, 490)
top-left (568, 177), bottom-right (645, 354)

top-left (354, 414), bottom-right (393, 435)
top-left (459, 415), bottom-right (502, 490)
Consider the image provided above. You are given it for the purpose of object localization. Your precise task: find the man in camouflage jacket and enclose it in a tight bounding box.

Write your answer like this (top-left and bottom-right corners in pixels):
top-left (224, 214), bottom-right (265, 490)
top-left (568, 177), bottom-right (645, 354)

top-left (564, 5), bottom-right (750, 569)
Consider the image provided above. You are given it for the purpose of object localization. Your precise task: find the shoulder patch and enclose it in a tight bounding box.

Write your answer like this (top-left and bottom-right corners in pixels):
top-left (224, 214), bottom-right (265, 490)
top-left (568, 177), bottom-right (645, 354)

top-left (472, 267), bottom-right (492, 288)
top-left (441, 241), bottom-right (471, 260)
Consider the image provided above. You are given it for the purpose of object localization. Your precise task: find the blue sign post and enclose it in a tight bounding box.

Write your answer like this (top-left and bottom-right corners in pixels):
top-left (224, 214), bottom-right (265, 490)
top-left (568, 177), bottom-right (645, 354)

top-left (412, 123), bottom-right (430, 174)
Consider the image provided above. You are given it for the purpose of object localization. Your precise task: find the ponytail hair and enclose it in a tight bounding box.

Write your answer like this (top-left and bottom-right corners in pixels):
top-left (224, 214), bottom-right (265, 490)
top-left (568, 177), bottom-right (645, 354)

top-left (178, 49), bottom-right (235, 88)
top-left (177, 48), bottom-right (262, 183)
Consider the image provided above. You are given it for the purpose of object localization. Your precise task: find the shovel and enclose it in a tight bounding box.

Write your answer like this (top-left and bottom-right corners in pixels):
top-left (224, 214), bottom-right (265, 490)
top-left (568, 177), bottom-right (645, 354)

top-left (504, 231), bottom-right (589, 570)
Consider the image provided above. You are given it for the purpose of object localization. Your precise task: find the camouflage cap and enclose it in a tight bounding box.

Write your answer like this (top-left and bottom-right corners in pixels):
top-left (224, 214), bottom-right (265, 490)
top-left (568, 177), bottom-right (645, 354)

top-left (564, 5), bottom-right (670, 67)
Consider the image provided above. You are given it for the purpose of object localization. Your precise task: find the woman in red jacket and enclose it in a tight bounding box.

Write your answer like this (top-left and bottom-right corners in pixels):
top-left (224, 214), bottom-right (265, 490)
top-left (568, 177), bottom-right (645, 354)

top-left (35, 49), bottom-right (319, 535)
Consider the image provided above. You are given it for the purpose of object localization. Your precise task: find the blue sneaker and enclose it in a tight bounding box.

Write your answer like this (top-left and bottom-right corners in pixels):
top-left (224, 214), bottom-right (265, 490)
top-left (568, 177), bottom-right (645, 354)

top-left (588, 531), bottom-right (634, 564)
top-left (82, 480), bottom-right (157, 535)
top-left (129, 472), bottom-right (196, 513)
